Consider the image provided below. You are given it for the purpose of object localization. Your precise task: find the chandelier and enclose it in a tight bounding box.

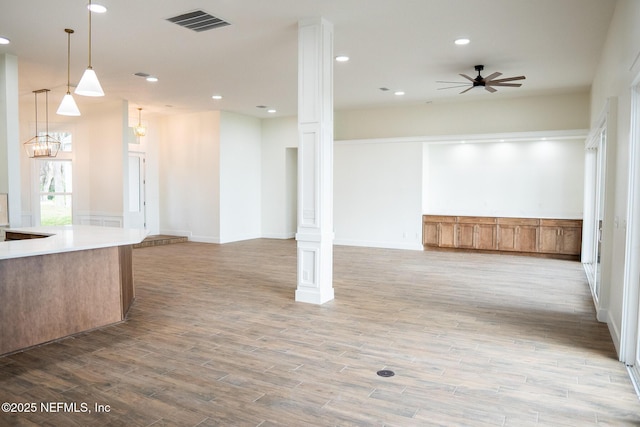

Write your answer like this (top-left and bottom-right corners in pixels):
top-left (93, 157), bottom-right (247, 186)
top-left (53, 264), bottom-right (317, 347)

top-left (23, 89), bottom-right (61, 158)
top-left (134, 108), bottom-right (147, 137)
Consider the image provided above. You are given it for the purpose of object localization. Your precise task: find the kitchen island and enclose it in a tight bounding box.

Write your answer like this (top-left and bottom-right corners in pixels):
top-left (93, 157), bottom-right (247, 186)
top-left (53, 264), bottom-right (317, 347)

top-left (0, 225), bottom-right (147, 356)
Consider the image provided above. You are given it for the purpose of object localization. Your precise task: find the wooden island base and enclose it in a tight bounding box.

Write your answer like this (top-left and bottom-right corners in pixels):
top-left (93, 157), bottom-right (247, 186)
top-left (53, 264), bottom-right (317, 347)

top-left (0, 226), bottom-right (143, 356)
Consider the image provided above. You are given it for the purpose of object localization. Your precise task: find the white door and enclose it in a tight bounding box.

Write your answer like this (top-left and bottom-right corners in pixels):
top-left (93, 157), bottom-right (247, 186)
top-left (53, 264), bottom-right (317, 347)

top-left (128, 152), bottom-right (146, 229)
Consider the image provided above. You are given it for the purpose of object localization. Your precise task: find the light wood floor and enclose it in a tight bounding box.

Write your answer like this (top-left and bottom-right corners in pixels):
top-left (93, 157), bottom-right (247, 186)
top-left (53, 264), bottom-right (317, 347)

top-left (1, 239), bottom-right (639, 426)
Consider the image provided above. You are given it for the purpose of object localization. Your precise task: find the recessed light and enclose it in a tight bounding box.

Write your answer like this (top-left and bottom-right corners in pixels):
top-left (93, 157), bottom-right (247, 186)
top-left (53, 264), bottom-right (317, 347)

top-left (394, 91), bottom-right (405, 96)
top-left (0, 36), bottom-right (10, 45)
top-left (87, 3), bottom-right (107, 13)
top-left (335, 55), bottom-right (350, 62)
top-left (146, 76), bottom-right (158, 82)
top-left (211, 95), bottom-right (223, 100)
top-left (454, 38), bottom-right (470, 45)
top-left (267, 109), bottom-right (276, 114)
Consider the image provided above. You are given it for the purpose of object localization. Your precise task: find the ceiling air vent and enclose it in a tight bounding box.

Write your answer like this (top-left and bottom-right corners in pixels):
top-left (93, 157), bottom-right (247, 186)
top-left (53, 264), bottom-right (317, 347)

top-left (166, 10), bottom-right (230, 32)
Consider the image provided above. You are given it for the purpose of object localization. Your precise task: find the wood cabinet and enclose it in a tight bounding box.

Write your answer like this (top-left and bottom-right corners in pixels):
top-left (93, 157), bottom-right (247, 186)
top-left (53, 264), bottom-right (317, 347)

top-left (496, 218), bottom-right (539, 253)
top-left (423, 215), bottom-right (456, 248)
top-left (539, 219), bottom-right (582, 255)
top-left (423, 216), bottom-right (497, 250)
top-left (423, 215), bottom-right (582, 260)
top-left (459, 216), bottom-right (497, 250)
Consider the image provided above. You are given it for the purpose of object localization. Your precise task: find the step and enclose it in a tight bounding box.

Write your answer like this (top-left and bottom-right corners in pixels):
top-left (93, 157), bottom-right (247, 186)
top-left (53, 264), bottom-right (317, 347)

top-left (134, 235), bottom-right (188, 248)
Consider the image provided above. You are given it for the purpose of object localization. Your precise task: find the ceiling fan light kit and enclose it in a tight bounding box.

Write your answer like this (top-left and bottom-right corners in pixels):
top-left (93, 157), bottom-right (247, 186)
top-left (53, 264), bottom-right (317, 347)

top-left (437, 64), bottom-right (526, 94)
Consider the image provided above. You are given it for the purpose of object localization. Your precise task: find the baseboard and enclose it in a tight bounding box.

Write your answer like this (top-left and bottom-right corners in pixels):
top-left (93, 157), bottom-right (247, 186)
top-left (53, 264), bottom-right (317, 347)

top-left (219, 233), bottom-right (262, 244)
top-left (159, 229), bottom-right (193, 239)
top-left (607, 310), bottom-right (622, 359)
top-left (334, 238), bottom-right (423, 251)
top-left (262, 232), bottom-right (296, 239)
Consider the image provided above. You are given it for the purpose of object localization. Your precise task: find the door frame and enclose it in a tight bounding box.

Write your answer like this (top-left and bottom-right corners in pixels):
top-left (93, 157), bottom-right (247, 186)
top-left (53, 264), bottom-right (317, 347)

top-left (125, 151), bottom-right (146, 230)
top-left (583, 99), bottom-right (613, 321)
top-left (621, 78), bottom-right (640, 389)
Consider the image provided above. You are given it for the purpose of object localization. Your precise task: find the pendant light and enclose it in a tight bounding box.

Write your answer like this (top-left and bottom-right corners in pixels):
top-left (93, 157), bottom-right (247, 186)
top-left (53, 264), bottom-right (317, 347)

top-left (134, 108), bottom-right (147, 137)
top-left (57, 28), bottom-right (81, 116)
top-left (23, 89), bottom-right (61, 158)
top-left (75, 0), bottom-right (104, 96)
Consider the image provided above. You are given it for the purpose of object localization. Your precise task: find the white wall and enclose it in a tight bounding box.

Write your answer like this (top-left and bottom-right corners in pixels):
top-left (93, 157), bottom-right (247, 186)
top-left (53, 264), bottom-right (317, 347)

top-left (157, 110), bottom-right (261, 243)
top-left (335, 91), bottom-right (590, 140)
top-left (425, 139), bottom-right (585, 218)
top-left (141, 117), bottom-right (160, 235)
top-left (261, 116), bottom-right (298, 238)
top-left (158, 111), bottom-right (220, 241)
top-left (334, 141), bottom-right (423, 250)
top-left (219, 111), bottom-right (262, 243)
top-left (589, 0), bottom-right (640, 353)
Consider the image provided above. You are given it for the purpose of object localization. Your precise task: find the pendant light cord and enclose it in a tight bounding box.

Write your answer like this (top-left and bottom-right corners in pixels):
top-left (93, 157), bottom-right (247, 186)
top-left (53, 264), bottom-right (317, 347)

top-left (45, 90), bottom-right (49, 135)
top-left (34, 91), bottom-right (38, 137)
top-left (65, 29), bottom-right (73, 93)
top-left (88, 0), bottom-right (92, 68)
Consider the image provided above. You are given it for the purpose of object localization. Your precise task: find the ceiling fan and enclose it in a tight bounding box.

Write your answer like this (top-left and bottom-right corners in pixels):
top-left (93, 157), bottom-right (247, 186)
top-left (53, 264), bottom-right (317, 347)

top-left (438, 65), bottom-right (526, 94)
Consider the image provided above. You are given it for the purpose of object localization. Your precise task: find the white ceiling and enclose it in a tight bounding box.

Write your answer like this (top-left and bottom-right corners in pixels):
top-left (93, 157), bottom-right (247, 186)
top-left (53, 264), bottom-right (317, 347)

top-left (0, 0), bottom-right (617, 119)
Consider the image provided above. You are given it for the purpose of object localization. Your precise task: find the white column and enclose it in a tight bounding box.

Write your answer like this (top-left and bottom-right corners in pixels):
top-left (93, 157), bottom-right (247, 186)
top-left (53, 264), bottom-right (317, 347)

top-left (295, 18), bottom-right (334, 304)
top-left (0, 54), bottom-right (21, 227)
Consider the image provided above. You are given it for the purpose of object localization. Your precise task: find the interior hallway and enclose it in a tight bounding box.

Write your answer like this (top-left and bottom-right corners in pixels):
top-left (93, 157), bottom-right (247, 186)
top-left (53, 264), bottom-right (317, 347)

top-left (0, 239), bottom-right (638, 426)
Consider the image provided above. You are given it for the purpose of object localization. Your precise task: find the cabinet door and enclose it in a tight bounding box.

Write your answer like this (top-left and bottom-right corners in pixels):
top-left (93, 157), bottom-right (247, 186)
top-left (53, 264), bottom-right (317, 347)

top-left (518, 226), bottom-right (538, 252)
top-left (539, 227), bottom-right (560, 253)
top-left (423, 222), bottom-right (439, 247)
top-left (476, 224), bottom-right (497, 250)
top-left (497, 225), bottom-right (518, 251)
top-left (457, 224), bottom-right (475, 248)
top-left (439, 222), bottom-right (457, 247)
top-left (559, 227), bottom-right (582, 255)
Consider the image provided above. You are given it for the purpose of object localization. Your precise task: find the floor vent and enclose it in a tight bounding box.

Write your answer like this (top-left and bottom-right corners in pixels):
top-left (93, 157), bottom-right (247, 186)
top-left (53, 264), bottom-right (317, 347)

top-left (166, 10), bottom-right (230, 32)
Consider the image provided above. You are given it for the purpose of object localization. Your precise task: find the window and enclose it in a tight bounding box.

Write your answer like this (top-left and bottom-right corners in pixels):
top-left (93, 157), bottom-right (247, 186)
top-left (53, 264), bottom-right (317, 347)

top-left (38, 160), bottom-right (72, 225)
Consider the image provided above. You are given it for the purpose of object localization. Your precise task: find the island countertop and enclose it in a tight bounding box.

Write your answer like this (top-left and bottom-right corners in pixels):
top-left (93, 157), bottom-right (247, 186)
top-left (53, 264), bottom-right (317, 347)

top-left (1, 225), bottom-right (147, 260)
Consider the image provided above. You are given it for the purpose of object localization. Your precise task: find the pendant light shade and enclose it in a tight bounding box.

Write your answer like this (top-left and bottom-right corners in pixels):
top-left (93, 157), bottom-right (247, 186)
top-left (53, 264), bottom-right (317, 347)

top-left (76, 67), bottom-right (104, 97)
top-left (57, 28), bottom-right (81, 116)
top-left (57, 93), bottom-right (81, 116)
top-left (75, 0), bottom-right (104, 97)
top-left (134, 108), bottom-right (147, 137)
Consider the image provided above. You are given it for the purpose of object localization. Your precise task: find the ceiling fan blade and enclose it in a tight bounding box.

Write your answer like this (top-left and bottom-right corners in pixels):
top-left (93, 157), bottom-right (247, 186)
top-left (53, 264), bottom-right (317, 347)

top-left (438, 84), bottom-right (472, 90)
top-left (485, 86), bottom-right (497, 93)
top-left (488, 82), bottom-right (522, 87)
top-left (460, 86), bottom-right (475, 94)
top-left (490, 76), bottom-right (526, 83)
top-left (436, 80), bottom-right (469, 84)
top-left (460, 74), bottom-right (475, 82)
top-left (483, 72), bottom-right (502, 82)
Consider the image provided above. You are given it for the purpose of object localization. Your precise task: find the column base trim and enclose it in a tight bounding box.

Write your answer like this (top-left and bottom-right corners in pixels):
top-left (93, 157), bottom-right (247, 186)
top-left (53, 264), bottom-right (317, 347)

top-left (295, 288), bottom-right (334, 305)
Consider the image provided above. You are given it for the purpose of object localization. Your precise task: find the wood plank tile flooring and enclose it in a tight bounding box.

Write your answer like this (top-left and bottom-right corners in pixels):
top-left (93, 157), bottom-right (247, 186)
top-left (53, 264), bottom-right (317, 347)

top-left (1, 239), bottom-right (638, 426)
